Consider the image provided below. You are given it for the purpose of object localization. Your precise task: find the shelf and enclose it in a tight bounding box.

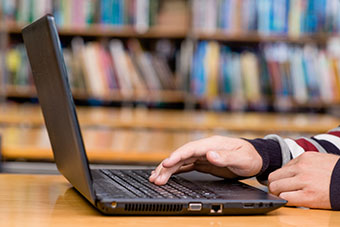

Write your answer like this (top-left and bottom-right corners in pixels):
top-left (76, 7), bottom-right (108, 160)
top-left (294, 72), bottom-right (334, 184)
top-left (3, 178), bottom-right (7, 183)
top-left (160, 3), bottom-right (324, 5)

top-left (2, 85), bottom-right (339, 109)
top-left (193, 30), bottom-right (330, 44)
top-left (0, 108), bottom-right (339, 163)
top-left (1, 22), bottom-right (335, 43)
top-left (1, 23), bottom-right (189, 39)
top-left (0, 104), bottom-right (339, 134)
top-left (2, 86), bottom-right (186, 103)
top-left (0, 86), bottom-right (37, 98)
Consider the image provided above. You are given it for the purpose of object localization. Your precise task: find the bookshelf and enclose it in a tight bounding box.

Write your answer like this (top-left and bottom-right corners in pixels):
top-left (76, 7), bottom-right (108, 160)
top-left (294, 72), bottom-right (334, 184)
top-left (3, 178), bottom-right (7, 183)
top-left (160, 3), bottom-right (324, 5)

top-left (1, 0), bottom-right (340, 112)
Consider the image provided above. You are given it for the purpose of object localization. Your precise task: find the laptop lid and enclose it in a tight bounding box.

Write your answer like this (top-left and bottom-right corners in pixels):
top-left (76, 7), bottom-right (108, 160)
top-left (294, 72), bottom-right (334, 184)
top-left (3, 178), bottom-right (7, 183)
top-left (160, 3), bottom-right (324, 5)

top-left (22, 15), bottom-right (96, 204)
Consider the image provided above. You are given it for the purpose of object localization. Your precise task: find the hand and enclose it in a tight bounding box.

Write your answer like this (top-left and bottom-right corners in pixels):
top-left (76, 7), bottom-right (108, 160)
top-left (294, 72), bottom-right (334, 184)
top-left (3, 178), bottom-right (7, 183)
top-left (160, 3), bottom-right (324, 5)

top-left (268, 152), bottom-right (340, 209)
top-left (149, 136), bottom-right (263, 185)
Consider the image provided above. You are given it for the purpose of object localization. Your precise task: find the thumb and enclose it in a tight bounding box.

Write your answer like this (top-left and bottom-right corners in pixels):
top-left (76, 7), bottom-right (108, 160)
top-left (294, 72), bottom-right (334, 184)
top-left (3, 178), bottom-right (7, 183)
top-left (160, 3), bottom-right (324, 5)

top-left (206, 150), bottom-right (241, 168)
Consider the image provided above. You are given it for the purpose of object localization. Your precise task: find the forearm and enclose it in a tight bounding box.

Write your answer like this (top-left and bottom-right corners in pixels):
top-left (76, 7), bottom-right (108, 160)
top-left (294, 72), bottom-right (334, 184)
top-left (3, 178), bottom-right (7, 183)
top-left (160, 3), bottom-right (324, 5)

top-left (247, 126), bottom-right (340, 210)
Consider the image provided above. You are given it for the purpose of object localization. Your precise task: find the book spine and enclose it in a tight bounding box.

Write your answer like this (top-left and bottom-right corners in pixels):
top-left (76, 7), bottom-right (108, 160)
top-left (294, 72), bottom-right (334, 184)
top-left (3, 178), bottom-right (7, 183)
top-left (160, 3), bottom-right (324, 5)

top-left (135, 0), bottom-right (149, 33)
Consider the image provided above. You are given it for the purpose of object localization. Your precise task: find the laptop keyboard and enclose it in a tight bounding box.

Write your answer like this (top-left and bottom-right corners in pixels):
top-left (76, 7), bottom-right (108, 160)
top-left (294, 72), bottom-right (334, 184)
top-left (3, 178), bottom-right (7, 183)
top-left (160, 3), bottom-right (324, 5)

top-left (100, 169), bottom-right (219, 199)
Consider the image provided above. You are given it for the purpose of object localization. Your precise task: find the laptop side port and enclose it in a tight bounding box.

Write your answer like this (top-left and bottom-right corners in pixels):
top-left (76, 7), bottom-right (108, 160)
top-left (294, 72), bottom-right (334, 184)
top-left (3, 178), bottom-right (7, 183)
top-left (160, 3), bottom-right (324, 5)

top-left (243, 203), bottom-right (255, 208)
top-left (188, 203), bottom-right (202, 211)
top-left (111, 202), bottom-right (117, 208)
top-left (210, 204), bottom-right (223, 213)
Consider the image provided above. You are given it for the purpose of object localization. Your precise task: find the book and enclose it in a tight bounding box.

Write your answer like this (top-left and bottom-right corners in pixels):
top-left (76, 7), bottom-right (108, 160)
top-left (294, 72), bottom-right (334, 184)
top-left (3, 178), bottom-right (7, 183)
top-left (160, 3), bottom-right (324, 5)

top-left (240, 52), bottom-right (261, 104)
top-left (109, 39), bottom-right (134, 96)
top-left (82, 42), bottom-right (108, 97)
top-left (151, 55), bottom-right (175, 90)
top-left (205, 41), bottom-right (220, 99)
top-left (135, 0), bottom-right (150, 33)
top-left (16, 0), bottom-right (31, 24)
top-left (176, 39), bottom-right (194, 92)
top-left (70, 37), bottom-right (88, 92)
top-left (127, 39), bottom-right (161, 90)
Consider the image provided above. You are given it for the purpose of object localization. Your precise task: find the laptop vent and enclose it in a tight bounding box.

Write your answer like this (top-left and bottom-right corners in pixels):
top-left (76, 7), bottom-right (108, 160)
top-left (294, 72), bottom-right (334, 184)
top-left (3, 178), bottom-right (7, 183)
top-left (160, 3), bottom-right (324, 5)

top-left (124, 203), bottom-right (183, 212)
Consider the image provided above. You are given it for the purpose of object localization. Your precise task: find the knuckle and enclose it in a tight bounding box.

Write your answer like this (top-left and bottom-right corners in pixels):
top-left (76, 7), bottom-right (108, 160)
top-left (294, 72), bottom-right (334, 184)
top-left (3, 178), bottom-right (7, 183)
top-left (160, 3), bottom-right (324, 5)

top-left (297, 172), bottom-right (309, 182)
top-left (298, 152), bottom-right (314, 161)
top-left (209, 135), bottom-right (223, 141)
top-left (268, 182), bottom-right (278, 194)
top-left (183, 141), bottom-right (195, 149)
top-left (295, 161), bottom-right (307, 172)
top-left (268, 173), bottom-right (275, 183)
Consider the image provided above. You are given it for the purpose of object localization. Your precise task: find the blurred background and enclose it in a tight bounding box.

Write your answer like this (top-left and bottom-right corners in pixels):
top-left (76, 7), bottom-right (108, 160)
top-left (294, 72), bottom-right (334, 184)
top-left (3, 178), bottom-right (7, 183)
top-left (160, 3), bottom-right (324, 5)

top-left (0, 0), bottom-right (339, 174)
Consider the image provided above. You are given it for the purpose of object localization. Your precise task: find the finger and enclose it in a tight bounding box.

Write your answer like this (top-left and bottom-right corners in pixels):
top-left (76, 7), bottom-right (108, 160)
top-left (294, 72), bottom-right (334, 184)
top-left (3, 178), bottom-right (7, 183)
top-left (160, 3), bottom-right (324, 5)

top-left (269, 177), bottom-right (304, 196)
top-left (174, 164), bottom-right (195, 174)
top-left (149, 163), bottom-right (164, 182)
top-left (149, 158), bottom-right (172, 182)
top-left (150, 156), bottom-right (199, 183)
top-left (284, 157), bottom-right (299, 167)
top-left (279, 190), bottom-right (308, 207)
top-left (194, 164), bottom-right (238, 179)
top-left (268, 165), bottom-right (297, 184)
top-left (162, 139), bottom-right (213, 168)
top-left (154, 157), bottom-right (197, 185)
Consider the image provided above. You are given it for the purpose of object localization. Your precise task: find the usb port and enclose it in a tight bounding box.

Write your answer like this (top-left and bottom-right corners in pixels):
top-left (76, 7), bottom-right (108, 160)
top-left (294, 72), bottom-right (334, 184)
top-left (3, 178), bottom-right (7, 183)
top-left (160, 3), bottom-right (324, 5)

top-left (188, 203), bottom-right (202, 211)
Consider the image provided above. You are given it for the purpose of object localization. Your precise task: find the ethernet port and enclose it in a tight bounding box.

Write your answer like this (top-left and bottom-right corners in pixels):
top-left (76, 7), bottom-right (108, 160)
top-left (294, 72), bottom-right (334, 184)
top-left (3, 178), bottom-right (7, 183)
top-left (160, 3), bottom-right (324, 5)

top-left (210, 204), bottom-right (223, 213)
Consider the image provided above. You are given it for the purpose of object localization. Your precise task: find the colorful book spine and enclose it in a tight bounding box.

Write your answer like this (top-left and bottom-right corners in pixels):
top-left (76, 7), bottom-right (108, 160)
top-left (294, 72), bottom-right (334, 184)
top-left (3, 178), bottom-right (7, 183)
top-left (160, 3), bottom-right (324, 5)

top-left (192, 0), bottom-right (340, 36)
top-left (187, 39), bottom-right (340, 110)
top-left (0, 0), bottom-right (158, 30)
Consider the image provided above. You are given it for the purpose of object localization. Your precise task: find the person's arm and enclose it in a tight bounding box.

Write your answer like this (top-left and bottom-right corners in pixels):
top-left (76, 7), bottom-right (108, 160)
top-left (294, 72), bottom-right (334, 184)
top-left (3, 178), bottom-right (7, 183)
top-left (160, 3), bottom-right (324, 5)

top-left (247, 127), bottom-right (340, 210)
top-left (149, 127), bottom-right (340, 210)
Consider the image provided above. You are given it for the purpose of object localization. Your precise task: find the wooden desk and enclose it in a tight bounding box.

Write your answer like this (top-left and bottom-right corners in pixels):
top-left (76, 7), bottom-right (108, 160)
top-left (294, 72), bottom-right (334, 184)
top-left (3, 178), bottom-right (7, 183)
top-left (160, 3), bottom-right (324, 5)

top-left (0, 174), bottom-right (339, 227)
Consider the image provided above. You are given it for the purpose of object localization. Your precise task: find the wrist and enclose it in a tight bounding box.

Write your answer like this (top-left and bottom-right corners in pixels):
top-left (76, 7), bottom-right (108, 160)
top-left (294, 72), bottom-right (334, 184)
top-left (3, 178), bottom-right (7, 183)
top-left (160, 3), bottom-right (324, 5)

top-left (330, 158), bottom-right (340, 210)
top-left (244, 138), bottom-right (282, 182)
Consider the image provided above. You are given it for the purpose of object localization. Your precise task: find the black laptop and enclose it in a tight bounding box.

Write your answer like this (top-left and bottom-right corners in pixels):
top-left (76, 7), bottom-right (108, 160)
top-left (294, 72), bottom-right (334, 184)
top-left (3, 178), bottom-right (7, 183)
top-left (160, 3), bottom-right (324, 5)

top-left (22, 15), bottom-right (286, 215)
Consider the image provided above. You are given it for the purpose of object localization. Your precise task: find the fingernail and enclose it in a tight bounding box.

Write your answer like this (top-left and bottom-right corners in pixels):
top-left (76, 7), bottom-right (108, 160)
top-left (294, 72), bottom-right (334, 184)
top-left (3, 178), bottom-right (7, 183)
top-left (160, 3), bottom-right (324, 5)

top-left (210, 151), bottom-right (220, 160)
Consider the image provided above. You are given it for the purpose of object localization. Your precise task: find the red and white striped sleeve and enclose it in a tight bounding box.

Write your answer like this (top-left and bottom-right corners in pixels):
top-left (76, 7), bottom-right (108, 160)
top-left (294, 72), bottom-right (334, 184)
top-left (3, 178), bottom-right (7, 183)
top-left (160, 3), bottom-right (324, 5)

top-left (247, 126), bottom-right (340, 210)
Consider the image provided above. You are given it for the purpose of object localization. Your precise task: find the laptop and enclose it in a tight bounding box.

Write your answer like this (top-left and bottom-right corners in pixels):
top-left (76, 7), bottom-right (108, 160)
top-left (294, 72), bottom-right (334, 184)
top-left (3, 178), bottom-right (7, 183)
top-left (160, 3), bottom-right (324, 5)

top-left (22, 15), bottom-right (286, 215)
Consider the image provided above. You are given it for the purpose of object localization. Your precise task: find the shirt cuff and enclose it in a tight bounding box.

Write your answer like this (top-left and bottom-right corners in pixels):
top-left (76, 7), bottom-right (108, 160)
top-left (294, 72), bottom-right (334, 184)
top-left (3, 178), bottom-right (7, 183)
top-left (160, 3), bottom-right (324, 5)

top-left (245, 138), bottom-right (282, 182)
top-left (330, 159), bottom-right (340, 210)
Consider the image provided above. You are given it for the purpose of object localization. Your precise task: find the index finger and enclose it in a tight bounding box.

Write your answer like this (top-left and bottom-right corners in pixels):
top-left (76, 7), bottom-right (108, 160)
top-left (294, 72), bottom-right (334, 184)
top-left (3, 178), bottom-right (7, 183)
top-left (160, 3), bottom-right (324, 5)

top-left (149, 157), bottom-right (198, 185)
top-left (162, 138), bottom-right (212, 168)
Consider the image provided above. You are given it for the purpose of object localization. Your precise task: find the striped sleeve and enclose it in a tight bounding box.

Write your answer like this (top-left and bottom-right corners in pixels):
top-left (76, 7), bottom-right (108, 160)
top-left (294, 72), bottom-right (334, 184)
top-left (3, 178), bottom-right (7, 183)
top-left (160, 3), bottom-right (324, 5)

top-left (247, 126), bottom-right (340, 210)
